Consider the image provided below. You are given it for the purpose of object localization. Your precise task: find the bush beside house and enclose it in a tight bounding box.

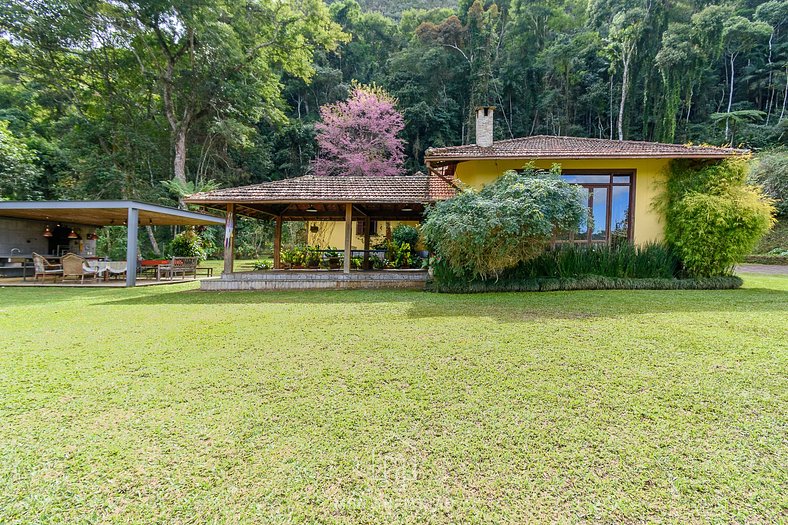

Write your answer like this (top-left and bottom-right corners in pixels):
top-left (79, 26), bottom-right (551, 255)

top-left (657, 158), bottom-right (775, 277)
top-left (422, 165), bottom-right (585, 280)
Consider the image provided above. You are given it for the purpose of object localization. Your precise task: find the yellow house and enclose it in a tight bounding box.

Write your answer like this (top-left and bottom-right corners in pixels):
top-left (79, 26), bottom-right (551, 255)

top-left (422, 110), bottom-right (747, 246)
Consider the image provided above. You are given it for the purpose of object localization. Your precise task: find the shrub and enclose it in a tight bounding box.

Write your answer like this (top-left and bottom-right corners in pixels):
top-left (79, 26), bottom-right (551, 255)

top-left (392, 224), bottom-right (420, 250)
top-left (305, 246), bottom-right (321, 267)
top-left (750, 149), bottom-right (788, 217)
top-left (430, 242), bottom-right (680, 289)
top-left (428, 274), bottom-right (743, 293)
top-left (169, 229), bottom-right (207, 262)
top-left (520, 242), bottom-right (678, 279)
top-left (393, 242), bottom-right (413, 268)
top-left (282, 245), bottom-right (306, 267)
top-left (656, 159), bottom-right (775, 277)
top-left (252, 260), bottom-right (272, 270)
top-left (422, 165), bottom-right (585, 279)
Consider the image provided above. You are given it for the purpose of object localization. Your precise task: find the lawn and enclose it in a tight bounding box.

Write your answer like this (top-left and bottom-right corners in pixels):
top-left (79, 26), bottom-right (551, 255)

top-left (0, 274), bottom-right (786, 524)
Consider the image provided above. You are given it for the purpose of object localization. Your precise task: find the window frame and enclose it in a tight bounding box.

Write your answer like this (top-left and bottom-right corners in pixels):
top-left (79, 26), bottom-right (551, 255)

top-left (355, 219), bottom-right (378, 236)
top-left (557, 169), bottom-right (636, 245)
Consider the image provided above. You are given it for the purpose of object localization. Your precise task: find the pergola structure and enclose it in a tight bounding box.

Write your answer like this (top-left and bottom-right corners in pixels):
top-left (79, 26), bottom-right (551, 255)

top-left (184, 174), bottom-right (456, 274)
top-left (0, 200), bottom-right (225, 286)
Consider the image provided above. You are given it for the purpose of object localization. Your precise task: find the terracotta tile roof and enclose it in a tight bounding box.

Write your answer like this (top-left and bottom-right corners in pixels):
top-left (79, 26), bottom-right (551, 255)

top-left (424, 135), bottom-right (749, 160)
top-left (183, 174), bottom-right (456, 204)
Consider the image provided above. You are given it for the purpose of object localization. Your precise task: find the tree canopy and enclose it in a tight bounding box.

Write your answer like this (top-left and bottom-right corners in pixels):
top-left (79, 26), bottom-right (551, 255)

top-left (313, 84), bottom-right (405, 176)
top-left (0, 0), bottom-right (786, 203)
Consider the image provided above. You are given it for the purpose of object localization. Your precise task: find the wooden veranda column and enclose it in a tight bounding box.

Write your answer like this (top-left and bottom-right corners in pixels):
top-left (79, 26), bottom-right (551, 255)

top-left (344, 203), bottom-right (352, 274)
top-left (223, 203), bottom-right (235, 275)
top-left (363, 216), bottom-right (371, 270)
top-left (125, 206), bottom-right (139, 288)
top-left (273, 216), bottom-right (282, 269)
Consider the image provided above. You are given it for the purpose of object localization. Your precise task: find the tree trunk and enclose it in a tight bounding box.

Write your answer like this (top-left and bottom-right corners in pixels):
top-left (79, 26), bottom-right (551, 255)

top-left (618, 54), bottom-right (630, 141)
top-left (725, 53), bottom-right (736, 142)
top-left (780, 66), bottom-right (788, 123)
top-left (609, 79), bottom-right (613, 140)
top-left (146, 225), bottom-right (161, 255)
top-left (173, 126), bottom-right (188, 183)
top-left (766, 32), bottom-right (774, 125)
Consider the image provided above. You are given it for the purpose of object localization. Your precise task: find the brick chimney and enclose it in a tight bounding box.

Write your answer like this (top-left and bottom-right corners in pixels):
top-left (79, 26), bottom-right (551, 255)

top-left (475, 106), bottom-right (495, 147)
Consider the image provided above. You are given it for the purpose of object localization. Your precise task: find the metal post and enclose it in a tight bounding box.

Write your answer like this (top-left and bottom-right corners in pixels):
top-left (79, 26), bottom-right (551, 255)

top-left (344, 203), bottom-right (352, 274)
top-left (125, 207), bottom-right (139, 287)
top-left (223, 203), bottom-right (235, 275)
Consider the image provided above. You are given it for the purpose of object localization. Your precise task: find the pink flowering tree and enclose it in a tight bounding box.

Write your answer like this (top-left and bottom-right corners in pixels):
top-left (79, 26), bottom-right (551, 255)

top-left (313, 85), bottom-right (405, 177)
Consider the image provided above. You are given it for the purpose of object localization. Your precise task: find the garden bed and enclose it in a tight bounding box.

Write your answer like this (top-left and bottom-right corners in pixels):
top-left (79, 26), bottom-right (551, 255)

top-left (428, 274), bottom-right (743, 293)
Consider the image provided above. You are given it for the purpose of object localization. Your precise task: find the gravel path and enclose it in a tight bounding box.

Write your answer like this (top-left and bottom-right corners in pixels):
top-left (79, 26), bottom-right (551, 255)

top-left (736, 264), bottom-right (788, 275)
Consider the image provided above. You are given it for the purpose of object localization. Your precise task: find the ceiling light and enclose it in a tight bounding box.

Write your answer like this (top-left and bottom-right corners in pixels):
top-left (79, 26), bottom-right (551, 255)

top-left (401, 205), bottom-right (413, 212)
top-left (43, 225), bottom-right (53, 238)
top-left (68, 229), bottom-right (78, 239)
top-left (306, 205), bottom-right (317, 213)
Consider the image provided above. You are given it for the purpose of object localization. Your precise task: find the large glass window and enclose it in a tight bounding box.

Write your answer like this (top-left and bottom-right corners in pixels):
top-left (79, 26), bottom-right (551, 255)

top-left (557, 172), bottom-right (633, 244)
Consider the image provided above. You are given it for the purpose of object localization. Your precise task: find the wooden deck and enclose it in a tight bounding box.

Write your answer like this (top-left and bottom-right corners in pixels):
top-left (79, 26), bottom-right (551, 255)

top-left (200, 269), bottom-right (429, 291)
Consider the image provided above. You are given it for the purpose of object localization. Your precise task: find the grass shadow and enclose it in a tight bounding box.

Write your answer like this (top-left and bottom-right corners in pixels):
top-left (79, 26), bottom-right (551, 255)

top-left (84, 284), bottom-right (788, 321)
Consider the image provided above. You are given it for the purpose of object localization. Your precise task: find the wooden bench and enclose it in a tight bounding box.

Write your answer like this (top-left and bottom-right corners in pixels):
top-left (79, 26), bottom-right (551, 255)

top-left (157, 257), bottom-right (199, 280)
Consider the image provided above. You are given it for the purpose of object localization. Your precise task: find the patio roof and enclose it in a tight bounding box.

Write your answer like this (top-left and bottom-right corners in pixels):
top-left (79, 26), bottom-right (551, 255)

top-left (183, 174), bottom-right (456, 221)
top-left (0, 200), bottom-right (225, 226)
top-left (424, 135), bottom-right (750, 162)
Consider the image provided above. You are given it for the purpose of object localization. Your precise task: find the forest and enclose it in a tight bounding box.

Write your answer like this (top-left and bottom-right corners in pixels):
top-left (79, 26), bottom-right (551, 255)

top-left (0, 0), bottom-right (786, 255)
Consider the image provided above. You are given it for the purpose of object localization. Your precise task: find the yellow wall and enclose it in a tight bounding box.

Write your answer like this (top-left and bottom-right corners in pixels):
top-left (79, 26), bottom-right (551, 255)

top-left (452, 158), bottom-right (670, 244)
top-left (306, 220), bottom-right (421, 249)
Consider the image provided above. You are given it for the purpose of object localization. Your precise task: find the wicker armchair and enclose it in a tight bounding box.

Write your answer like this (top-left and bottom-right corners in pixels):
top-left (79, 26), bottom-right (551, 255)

top-left (32, 252), bottom-right (63, 281)
top-left (61, 253), bottom-right (98, 283)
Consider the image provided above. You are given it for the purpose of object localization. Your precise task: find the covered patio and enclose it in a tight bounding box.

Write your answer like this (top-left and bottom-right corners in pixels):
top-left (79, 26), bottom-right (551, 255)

top-left (184, 174), bottom-right (455, 290)
top-left (0, 200), bottom-right (225, 287)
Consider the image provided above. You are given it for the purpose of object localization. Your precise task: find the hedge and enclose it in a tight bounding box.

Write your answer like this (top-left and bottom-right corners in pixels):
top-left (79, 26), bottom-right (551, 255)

top-left (427, 275), bottom-right (744, 293)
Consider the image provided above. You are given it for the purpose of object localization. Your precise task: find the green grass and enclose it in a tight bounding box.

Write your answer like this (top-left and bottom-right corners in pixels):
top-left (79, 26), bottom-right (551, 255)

top-left (200, 259), bottom-right (266, 273)
top-left (1, 274), bottom-right (786, 524)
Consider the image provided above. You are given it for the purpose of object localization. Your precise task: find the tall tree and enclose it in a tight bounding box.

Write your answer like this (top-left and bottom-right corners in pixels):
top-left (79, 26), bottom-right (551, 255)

top-left (721, 16), bottom-right (772, 141)
top-left (606, 8), bottom-right (647, 141)
top-left (1, 0), bottom-right (348, 184)
top-left (313, 84), bottom-right (405, 177)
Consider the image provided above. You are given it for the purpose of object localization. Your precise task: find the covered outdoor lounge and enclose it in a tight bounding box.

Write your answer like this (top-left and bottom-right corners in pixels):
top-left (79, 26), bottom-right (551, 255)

top-left (0, 200), bottom-right (225, 287)
top-left (184, 174), bottom-right (455, 290)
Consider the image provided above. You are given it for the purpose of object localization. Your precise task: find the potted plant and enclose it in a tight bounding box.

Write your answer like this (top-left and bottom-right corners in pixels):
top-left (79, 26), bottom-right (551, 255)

top-left (394, 242), bottom-right (413, 269)
top-left (325, 248), bottom-right (341, 269)
top-left (291, 246), bottom-right (306, 269)
top-left (281, 249), bottom-right (293, 269)
top-left (306, 246), bottom-right (321, 269)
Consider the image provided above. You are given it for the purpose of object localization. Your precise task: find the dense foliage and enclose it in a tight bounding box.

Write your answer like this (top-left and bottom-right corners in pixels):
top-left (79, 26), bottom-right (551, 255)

top-left (2, 0), bottom-right (787, 197)
top-left (422, 166), bottom-right (585, 278)
top-left (391, 224), bottom-right (420, 249)
top-left (169, 229), bottom-right (208, 262)
top-left (750, 149), bottom-right (788, 216)
top-left (514, 242), bottom-right (679, 279)
top-left (657, 159), bottom-right (775, 277)
top-left (429, 273), bottom-right (744, 293)
top-left (1, 0), bottom-right (787, 254)
top-left (429, 242), bottom-right (686, 291)
top-left (0, 120), bottom-right (42, 200)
